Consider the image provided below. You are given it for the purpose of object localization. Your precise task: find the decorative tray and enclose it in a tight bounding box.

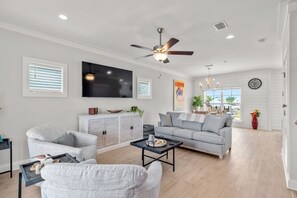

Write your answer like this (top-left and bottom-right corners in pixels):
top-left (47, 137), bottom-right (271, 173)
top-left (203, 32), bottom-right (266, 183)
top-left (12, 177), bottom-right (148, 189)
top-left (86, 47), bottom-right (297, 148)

top-left (107, 110), bottom-right (123, 113)
top-left (146, 138), bottom-right (167, 147)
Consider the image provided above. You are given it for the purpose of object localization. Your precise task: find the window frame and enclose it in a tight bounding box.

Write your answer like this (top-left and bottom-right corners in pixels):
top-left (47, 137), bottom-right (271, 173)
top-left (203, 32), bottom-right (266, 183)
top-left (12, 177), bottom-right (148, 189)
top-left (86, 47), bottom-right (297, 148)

top-left (23, 57), bottom-right (68, 97)
top-left (203, 87), bottom-right (242, 121)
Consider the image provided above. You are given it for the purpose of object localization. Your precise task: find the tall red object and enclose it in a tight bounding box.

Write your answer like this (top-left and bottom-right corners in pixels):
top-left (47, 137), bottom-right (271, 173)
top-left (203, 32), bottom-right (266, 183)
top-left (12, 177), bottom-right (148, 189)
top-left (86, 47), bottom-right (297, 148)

top-left (252, 116), bottom-right (258, 130)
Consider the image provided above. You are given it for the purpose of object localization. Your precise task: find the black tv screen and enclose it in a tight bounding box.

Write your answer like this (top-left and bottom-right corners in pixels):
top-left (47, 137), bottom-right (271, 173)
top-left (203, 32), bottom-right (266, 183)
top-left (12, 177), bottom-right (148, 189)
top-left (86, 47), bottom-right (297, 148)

top-left (82, 61), bottom-right (133, 98)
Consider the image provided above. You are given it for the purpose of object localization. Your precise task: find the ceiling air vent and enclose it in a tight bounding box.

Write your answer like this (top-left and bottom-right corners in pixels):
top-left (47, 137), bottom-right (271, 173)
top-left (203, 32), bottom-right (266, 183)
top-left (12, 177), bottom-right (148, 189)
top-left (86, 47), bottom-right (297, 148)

top-left (213, 21), bottom-right (228, 31)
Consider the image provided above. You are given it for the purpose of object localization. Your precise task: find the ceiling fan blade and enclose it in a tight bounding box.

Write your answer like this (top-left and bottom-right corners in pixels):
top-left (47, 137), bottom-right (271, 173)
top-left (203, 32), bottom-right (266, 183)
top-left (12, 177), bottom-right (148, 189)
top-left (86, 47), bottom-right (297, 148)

top-left (163, 58), bottom-right (170, 63)
top-left (130, 44), bottom-right (153, 51)
top-left (167, 51), bottom-right (194, 55)
top-left (162, 38), bottom-right (179, 51)
top-left (135, 54), bottom-right (154, 59)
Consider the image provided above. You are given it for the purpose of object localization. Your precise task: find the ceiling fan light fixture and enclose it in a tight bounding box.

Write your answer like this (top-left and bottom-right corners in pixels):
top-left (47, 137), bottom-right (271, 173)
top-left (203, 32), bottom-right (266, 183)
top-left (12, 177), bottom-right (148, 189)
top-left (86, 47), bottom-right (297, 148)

top-left (153, 52), bottom-right (168, 61)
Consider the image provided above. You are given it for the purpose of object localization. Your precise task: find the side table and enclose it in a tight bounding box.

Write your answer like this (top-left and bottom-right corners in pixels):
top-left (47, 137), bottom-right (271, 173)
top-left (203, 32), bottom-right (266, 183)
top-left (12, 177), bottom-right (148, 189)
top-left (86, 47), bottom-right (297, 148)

top-left (0, 138), bottom-right (12, 178)
top-left (18, 153), bottom-right (79, 198)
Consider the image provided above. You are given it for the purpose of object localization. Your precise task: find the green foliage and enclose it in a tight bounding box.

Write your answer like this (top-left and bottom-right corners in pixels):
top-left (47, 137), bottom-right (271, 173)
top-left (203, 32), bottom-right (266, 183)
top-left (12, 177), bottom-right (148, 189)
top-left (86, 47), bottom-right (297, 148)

top-left (205, 96), bottom-right (213, 106)
top-left (130, 106), bottom-right (144, 117)
top-left (226, 96), bottom-right (236, 104)
top-left (192, 96), bottom-right (203, 108)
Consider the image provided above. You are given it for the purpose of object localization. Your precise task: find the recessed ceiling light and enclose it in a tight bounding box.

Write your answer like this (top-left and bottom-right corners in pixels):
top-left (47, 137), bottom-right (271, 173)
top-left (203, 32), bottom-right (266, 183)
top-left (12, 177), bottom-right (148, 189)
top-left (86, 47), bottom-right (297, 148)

top-left (226, 35), bottom-right (235, 39)
top-left (58, 14), bottom-right (68, 20)
top-left (107, 70), bottom-right (112, 75)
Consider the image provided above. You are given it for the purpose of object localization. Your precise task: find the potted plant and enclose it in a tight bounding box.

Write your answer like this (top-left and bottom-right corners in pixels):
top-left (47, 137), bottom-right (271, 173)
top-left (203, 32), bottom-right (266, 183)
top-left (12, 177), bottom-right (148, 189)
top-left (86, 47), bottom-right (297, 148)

top-left (250, 109), bottom-right (260, 130)
top-left (130, 106), bottom-right (144, 117)
top-left (192, 96), bottom-right (203, 111)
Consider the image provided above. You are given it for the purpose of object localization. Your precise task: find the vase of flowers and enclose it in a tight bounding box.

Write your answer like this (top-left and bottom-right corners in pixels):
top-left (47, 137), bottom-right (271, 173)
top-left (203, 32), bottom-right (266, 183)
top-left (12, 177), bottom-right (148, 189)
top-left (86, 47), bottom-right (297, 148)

top-left (250, 109), bottom-right (260, 130)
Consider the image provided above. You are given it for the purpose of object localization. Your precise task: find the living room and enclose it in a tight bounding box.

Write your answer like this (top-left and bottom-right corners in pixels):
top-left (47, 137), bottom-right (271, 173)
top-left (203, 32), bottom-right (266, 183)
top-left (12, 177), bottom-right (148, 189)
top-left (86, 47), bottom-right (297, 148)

top-left (0, 0), bottom-right (297, 197)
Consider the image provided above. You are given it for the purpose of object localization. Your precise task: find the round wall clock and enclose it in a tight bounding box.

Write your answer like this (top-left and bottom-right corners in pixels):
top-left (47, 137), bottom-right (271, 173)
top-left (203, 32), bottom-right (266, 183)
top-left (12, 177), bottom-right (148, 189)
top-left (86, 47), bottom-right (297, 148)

top-left (248, 78), bottom-right (262, 89)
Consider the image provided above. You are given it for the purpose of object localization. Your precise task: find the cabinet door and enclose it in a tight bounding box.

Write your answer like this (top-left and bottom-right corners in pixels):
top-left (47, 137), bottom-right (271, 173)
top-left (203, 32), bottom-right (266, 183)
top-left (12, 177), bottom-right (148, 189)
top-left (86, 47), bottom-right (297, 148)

top-left (120, 116), bottom-right (132, 143)
top-left (131, 115), bottom-right (143, 140)
top-left (104, 117), bottom-right (119, 147)
top-left (88, 119), bottom-right (105, 149)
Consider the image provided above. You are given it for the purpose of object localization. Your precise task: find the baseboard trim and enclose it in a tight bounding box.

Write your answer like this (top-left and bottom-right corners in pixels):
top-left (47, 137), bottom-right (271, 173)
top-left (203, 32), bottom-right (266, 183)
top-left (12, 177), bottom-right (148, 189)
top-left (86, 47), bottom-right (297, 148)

top-left (281, 150), bottom-right (297, 191)
top-left (0, 159), bottom-right (29, 173)
top-left (96, 142), bottom-right (131, 154)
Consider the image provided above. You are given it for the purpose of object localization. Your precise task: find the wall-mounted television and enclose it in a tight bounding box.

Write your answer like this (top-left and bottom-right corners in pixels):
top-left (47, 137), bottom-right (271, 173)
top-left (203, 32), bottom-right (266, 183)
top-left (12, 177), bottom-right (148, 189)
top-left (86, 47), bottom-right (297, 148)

top-left (82, 61), bottom-right (133, 98)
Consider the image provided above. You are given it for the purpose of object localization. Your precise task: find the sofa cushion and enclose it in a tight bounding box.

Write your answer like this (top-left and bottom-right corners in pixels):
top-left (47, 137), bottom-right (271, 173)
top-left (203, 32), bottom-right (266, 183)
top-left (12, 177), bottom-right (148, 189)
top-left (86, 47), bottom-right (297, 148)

top-left (202, 115), bottom-right (227, 134)
top-left (41, 163), bottom-right (148, 191)
top-left (182, 121), bottom-right (202, 131)
top-left (26, 124), bottom-right (65, 142)
top-left (192, 132), bottom-right (224, 145)
top-left (155, 126), bottom-right (175, 136)
top-left (173, 129), bottom-right (193, 139)
top-left (159, 113), bottom-right (173, 127)
top-left (167, 112), bottom-right (182, 127)
top-left (55, 133), bottom-right (75, 147)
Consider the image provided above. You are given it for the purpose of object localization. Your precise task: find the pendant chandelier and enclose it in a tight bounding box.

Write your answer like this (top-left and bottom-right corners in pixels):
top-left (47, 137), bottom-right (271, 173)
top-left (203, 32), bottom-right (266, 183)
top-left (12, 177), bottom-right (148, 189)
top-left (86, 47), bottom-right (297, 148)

top-left (199, 66), bottom-right (220, 90)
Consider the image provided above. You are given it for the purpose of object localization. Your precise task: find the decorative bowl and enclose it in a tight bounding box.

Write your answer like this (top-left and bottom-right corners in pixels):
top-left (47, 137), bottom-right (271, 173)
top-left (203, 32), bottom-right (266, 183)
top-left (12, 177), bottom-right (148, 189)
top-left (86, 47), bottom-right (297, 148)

top-left (107, 110), bottom-right (123, 113)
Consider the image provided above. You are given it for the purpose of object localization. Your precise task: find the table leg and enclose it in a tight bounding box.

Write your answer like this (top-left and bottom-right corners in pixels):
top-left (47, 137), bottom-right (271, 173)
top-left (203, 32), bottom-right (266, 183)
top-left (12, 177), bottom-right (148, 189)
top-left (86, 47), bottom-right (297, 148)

top-left (10, 141), bottom-right (12, 178)
top-left (173, 148), bottom-right (175, 172)
top-left (18, 172), bottom-right (22, 198)
top-left (142, 148), bottom-right (144, 167)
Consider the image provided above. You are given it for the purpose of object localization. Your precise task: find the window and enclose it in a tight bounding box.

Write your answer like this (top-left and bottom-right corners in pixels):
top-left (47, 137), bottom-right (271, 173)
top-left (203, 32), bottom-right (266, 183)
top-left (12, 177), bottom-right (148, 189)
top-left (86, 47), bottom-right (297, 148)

top-left (23, 57), bottom-right (67, 97)
top-left (204, 88), bottom-right (241, 120)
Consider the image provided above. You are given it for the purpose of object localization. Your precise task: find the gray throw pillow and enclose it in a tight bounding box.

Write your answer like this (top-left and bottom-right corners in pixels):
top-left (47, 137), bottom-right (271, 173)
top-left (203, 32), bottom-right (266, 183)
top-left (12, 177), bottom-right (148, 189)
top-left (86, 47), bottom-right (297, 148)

top-left (159, 113), bottom-right (173, 127)
top-left (167, 112), bottom-right (182, 128)
top-left (202, 115), bottom-right (227, 134)
top-left (55, 133), bottom-right (75, 147)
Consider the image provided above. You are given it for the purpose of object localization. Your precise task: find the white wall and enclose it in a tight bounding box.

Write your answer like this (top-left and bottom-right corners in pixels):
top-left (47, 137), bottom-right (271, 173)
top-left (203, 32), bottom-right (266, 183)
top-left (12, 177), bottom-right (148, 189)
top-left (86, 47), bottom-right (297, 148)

top-left (194, 69), bottom-right (282, 131)
top-left (288, 8), bottom-right (297, 188)
top-left (0, 28), bottom-right (194, 169)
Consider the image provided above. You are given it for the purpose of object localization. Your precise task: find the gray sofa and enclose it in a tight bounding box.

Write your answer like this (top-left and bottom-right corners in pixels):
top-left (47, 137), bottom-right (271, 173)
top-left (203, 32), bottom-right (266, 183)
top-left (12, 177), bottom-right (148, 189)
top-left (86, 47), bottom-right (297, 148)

top-left (155, 112), bottom-right (232, 159)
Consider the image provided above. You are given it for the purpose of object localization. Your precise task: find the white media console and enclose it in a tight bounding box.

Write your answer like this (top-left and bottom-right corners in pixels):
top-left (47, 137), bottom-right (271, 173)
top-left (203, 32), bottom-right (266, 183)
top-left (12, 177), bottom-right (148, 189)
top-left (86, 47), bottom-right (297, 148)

top-left (79, 112), bottom-right (143, 153)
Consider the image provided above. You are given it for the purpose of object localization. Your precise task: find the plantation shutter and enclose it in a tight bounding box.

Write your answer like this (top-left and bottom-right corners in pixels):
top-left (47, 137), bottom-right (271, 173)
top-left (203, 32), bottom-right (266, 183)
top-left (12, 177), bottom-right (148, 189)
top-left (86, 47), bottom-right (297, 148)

top-left (29, 64), bottom-right (63, 92)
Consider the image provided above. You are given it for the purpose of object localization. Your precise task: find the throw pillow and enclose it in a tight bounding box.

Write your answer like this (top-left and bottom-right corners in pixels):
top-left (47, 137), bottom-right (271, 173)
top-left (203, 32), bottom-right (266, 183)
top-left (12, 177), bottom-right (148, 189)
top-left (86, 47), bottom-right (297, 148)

top-left (202, 115), bottom-right (227, 134)
top-left (55, 133), bottom-right (75, 147)
top-left (167, 112), bottom-right (182, 127)
top-left (159, 113), bottom-right (173, 127)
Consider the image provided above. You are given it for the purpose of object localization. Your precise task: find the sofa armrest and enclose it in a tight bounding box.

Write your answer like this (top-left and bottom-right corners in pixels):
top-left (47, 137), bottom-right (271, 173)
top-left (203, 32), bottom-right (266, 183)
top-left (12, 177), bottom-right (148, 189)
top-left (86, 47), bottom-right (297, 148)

top-left (27, 138), bottom-right (83, 161)
top-left (219, 127), bottom-right (232, 151)
top-left (68, 131), bottom-right (98, 147)
top-left (219, 127), bottom-right (231, 137)
top-left (134, 161), bottom-right (162, 198)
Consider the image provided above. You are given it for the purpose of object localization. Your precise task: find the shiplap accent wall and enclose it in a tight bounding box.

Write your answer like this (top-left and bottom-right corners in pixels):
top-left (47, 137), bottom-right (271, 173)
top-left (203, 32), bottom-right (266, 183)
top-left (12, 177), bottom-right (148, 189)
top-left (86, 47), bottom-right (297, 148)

top-left (194, 69), bottom-right (282, 131)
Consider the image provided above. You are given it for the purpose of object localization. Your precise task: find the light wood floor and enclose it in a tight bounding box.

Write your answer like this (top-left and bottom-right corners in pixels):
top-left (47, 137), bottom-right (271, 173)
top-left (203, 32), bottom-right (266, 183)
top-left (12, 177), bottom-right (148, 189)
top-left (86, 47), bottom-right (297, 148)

top-left (0, 128), bottom-right (295, 198)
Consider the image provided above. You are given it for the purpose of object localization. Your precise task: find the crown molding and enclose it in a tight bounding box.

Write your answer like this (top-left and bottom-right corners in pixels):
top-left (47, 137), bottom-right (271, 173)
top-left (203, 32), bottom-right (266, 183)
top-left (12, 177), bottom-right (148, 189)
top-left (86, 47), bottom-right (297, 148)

top-left (0, 20), bottom-right (193, 80)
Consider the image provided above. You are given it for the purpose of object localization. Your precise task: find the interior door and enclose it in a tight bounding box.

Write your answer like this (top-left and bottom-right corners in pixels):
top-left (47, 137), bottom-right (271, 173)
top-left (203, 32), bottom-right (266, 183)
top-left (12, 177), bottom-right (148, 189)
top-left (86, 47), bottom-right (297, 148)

top-left (282, 50), bottom-right (289, 170)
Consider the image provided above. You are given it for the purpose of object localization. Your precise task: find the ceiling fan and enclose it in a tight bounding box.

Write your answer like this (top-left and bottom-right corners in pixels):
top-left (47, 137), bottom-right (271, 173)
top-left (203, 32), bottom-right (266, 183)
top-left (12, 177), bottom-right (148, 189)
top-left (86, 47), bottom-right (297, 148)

top-left (130, 28), bottom-right (194, 64)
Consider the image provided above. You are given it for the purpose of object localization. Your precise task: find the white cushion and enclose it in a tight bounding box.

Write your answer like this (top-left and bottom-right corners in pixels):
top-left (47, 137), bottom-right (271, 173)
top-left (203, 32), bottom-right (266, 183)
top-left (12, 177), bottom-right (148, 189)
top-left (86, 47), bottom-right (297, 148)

top-left (26, 124), bottom-right (65, 142)
top-left (41, 163), bottom-right (148, 191)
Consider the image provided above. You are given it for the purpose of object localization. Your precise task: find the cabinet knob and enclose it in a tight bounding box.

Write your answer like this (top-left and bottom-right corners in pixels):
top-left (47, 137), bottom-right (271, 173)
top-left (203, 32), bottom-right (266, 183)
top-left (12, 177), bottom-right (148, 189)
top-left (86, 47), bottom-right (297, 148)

top-left (130, 126), bottom-right (134, 130)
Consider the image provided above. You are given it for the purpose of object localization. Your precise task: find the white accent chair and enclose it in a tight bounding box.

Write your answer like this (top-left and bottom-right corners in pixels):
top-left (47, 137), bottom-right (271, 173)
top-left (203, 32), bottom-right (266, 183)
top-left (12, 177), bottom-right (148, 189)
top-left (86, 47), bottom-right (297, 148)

top-left (40, 161), bottom-right (162, 198)
top-left (26, 124), bottom-right (98, 162)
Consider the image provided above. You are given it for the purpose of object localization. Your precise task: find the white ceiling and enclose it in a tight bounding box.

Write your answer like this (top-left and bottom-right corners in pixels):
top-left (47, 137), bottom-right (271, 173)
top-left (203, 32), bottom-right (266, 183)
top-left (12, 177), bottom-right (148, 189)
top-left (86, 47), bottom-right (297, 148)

top-left (0, 0), bottom-right (282, 77)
